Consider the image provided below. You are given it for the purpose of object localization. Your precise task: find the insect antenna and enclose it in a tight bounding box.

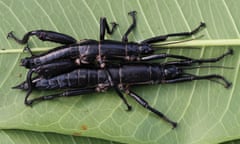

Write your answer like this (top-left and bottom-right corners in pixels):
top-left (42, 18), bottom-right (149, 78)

top-left (181, 65), bottom-right (234, 70)
top-left (151, 35), bottom-right (204, 51)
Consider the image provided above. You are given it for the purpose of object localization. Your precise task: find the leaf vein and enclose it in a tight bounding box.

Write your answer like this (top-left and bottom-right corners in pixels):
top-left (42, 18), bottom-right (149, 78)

top-left (222, 0), bottom-right (240, 37)
top-left (56, 0), bottom-right (78, 37)
top-left (33, 0), bottom-right (59, 31)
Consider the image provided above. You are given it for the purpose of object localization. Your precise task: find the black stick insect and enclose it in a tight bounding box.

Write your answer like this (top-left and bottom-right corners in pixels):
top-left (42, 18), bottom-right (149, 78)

top-left (7, 11), bottom-right (206, 72)
top-left (8, 11), bottom-right (206, 109)
top-left (13, 48), bottom-right (233, 128)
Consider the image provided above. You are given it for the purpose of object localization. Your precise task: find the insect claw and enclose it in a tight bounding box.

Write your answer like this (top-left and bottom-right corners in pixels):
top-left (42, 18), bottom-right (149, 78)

top-left (171, 122), bottom-right (178, 129)
top-left (128, 11), bottom-right (137, 16)
top-left (7, 31), bottom-right (14, 39)
top-left (25, 100), bottom-right (33, 107)
top-left (225, 82), bottom-right (232, 89)
top-left (110, 22), bottom-right (118, 27)
top-left (200, 22), bottom-right (206, 28)
top-left (126, 105), bottom-right (132, 111)
top-left (228, 48), bottom-right (234, 55)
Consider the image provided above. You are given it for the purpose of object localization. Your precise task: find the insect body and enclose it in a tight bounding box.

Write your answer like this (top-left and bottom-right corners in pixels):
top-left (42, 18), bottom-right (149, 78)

top-left (14, 49), bottom-right (233, 128)
top-left (19, 40), bottom-right (154, 68)
top-left (7, 11), bottom-right (206, 70)
top-left (17, 61), bottom-right (232, 91)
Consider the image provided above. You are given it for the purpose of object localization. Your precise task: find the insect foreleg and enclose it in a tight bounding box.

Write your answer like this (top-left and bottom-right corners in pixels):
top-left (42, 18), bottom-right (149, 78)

top-left (7, 30), bottom-right (77, 45)
top-left (141, 22), bottom-right (206, 44)
top-left (163, 49), bottom-right (233, 66)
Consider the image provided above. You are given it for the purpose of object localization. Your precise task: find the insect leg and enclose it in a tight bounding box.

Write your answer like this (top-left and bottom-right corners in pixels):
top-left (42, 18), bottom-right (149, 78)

top-left (124, 88), bottom-right (177, 128)
top-left (164, 49), bottom-right (233, 66)
top-left (105, 69), bottom-right (132, 111)
top-left (25, 88), bottom-right (97, 106)
top-left (141, 22), bottom-right (206, 44)
top-left (7, 30), bottom-right (77, 45)
top-left (114, 87), bottom-right (132, 111)
top-left (122, 11), bottom-right (137, 42)
top-left (100, 17), bottom-right (118, 40)
top-left (24, 69), bottom-right (34, 106)
top-left (162, 74), bottom-right (232, 88)
top-left (95, 56), bottom-right (129, 114)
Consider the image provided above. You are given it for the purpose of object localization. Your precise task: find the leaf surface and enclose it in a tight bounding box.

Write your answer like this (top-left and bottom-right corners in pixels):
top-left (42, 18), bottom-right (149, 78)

top-left (0, 0), bottom-right (240, 143)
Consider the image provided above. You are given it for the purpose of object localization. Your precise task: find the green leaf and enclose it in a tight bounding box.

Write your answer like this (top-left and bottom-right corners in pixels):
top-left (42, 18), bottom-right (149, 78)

top-left (222, 139), bottom-right (240, 144)
top-left (0, 129), bottom-right (121, 144)
top-left (0, 0), bottom-right (240, 143)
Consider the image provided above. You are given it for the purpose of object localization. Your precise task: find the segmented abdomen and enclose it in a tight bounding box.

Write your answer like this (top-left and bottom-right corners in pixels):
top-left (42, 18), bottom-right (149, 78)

top-left (34, 64), bottom-right (164, 90)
